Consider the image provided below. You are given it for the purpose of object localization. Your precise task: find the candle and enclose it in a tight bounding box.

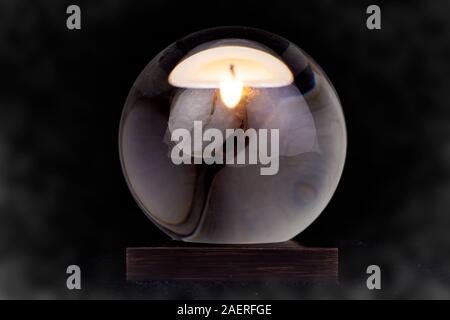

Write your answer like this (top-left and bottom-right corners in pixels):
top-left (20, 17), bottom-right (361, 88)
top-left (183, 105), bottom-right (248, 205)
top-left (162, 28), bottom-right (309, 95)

top-left (169, 46), bottom-right (294, 108)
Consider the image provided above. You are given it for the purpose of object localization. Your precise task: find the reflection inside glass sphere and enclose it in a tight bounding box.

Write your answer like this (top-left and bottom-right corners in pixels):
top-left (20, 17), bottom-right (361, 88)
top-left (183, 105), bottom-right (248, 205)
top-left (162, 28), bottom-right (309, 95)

top-left (119, 27), bottom-right (346, 244)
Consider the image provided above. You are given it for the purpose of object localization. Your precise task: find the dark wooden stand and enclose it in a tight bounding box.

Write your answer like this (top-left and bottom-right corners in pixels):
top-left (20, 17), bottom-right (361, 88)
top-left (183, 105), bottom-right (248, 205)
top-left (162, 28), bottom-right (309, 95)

top-left (126, 241), bottom-right (338, 282)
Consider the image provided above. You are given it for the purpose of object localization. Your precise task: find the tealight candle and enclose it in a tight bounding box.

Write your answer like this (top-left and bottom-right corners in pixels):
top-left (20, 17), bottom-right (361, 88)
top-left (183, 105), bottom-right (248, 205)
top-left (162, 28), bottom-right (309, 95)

top-left (168, 46), bottom-right (294, 108)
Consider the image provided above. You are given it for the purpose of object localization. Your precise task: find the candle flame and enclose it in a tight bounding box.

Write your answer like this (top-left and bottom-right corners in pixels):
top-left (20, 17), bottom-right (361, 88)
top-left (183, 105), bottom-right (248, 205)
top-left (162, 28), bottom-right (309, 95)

top-left (220, 79), bottom-right (243, 108)
top-left (220, 64), bottom-right (243, 108)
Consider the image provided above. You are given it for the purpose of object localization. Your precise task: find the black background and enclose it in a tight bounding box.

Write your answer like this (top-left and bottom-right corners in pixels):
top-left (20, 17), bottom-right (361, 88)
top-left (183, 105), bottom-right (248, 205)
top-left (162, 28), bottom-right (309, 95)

top-left (0, 0), bottom-right (449, 299)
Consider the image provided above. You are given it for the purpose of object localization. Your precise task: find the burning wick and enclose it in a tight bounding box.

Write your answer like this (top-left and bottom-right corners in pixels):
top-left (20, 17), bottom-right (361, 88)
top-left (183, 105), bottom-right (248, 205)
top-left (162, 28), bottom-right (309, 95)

top-left (220, 64), bottom-right (244, 109)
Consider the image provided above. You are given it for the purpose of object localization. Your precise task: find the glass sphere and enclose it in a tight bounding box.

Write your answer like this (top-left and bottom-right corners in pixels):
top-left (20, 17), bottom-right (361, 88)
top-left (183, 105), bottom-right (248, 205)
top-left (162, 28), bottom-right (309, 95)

top-left (119, 27), bottom-right (346, 244)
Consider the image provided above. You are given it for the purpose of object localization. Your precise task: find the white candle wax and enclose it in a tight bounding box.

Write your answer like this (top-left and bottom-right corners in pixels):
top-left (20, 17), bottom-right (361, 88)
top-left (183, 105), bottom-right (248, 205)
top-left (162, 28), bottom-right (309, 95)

top-left (169, 45), bottom-right (293, 108)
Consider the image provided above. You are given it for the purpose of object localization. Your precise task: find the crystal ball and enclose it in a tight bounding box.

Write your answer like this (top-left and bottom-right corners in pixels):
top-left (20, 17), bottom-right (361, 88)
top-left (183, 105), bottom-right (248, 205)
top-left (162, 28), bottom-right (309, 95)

top-left (119, 27), bottom-right (346, 244)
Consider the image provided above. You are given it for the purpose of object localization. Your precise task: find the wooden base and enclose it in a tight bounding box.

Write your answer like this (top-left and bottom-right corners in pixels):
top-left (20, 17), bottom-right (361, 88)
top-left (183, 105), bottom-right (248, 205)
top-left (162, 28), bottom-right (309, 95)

top-left (126, 241), bottom-right (338, 282)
